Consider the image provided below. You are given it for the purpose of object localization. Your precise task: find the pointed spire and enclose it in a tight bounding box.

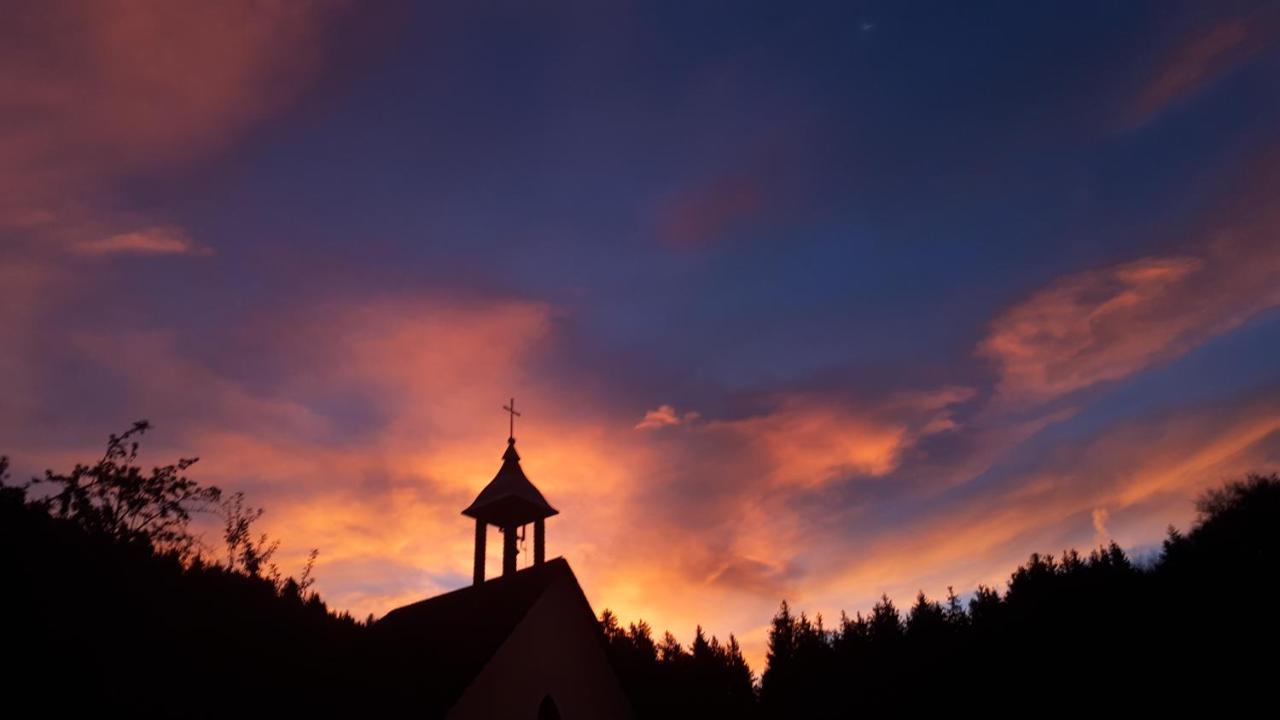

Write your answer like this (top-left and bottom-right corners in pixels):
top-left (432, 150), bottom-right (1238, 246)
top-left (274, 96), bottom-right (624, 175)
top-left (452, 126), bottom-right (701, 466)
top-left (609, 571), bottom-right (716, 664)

top-left (465, 402), bottom-right (557, 583)
top-left (462, 436), bottom-right (558, 528)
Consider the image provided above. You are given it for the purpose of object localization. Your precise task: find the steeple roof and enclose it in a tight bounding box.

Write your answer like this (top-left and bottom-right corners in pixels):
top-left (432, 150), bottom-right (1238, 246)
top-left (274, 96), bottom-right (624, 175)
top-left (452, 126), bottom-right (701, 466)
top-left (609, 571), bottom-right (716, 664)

top-left (461, 438), bottom-right (558, 528)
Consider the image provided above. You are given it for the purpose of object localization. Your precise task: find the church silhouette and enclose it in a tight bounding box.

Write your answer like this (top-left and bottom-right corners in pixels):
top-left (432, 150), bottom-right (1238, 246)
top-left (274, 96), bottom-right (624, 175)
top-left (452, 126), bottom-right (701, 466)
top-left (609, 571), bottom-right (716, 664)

top-left (374, 402), bottom-right (632, 719)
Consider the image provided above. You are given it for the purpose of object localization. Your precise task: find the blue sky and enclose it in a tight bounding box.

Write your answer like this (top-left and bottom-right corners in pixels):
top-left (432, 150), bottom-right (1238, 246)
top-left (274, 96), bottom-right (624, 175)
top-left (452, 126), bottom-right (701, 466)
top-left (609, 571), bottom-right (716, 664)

top-left (3, 0), bottom-right (1279, 670)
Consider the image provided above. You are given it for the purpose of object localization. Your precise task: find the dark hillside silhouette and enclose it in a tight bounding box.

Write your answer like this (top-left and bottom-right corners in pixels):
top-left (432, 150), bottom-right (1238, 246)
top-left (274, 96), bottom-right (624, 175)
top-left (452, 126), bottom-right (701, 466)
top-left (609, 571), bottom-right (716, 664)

top-left (0, 425), bottom-right (364, 717)
top-left (3, 424), bottom-right (1278, 717)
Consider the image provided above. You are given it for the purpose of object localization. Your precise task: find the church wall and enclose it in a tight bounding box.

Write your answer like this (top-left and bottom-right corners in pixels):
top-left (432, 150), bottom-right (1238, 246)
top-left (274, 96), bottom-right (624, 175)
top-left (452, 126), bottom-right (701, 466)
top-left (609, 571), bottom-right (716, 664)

top-left (444, 575), bottom-right (632, 720)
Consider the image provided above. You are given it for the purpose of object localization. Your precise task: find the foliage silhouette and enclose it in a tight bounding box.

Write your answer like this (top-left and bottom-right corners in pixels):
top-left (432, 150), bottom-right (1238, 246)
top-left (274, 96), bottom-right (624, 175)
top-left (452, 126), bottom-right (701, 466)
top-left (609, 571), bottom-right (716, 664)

top-left (31, 420), bottom-right (221, 557)
top-left (1, 424), bottom-right (360, 717)
top-left (222, 490), bottom-right (282, 581)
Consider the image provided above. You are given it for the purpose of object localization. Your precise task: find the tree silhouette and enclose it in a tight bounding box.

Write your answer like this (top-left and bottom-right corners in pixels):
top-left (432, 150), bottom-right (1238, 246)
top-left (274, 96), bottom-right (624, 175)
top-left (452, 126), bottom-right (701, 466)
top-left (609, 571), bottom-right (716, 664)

top-left (599, 613), bottom-right (756, 718)
top-left (222, 490), bottom-right (281, 581)
top-left (751, 474), bottom-right (1280, 715)
top-left (31, 420), bottom-right (221, 557)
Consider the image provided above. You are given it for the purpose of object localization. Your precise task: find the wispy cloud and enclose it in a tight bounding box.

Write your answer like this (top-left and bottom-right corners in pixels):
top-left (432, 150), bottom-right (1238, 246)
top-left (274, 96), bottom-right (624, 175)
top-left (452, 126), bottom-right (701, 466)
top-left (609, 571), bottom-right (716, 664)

top-left (75, 226), bottom-right (212, 257)
top-left (635, 404), bottom-right (701, 430)
top-left (1126, 5), bottom-right (1280, 127)
top-left (797, 394), bottom-right (1280, 627)
top-left (1091, 507), bottom-right (1111, 545)
top-left (979, 164), bottom-right (1280, 408)
top-left (980, 255), bottom-right (1205, 404)
top-left (0, 0), bottom-right (352, 243)
top-left (656, 167), bottom-right (765, 249)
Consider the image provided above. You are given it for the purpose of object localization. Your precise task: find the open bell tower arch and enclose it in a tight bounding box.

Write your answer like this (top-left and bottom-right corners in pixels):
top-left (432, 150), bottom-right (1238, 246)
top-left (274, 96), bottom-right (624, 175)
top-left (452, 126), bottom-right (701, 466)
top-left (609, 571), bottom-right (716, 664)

top-left (461, 398), bottom-right (559, 584)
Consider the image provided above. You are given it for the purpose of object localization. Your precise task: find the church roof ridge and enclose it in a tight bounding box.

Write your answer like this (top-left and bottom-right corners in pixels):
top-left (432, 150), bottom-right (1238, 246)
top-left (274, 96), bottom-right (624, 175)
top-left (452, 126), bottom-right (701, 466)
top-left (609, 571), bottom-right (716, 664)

top-left (372, 558), bottom-right (587, 715)
top-left (380, 556), bottom-right (573, 624)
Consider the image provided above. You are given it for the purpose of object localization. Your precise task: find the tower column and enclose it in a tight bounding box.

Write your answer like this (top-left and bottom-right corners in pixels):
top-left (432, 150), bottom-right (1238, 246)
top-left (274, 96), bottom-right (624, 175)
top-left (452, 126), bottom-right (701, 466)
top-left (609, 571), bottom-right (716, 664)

top-left (534, 518), bottom-right (545, 565)
top-left (473, 519), bottom-right (486, 585)
top-left (502, 524), bottom-right (518, 577)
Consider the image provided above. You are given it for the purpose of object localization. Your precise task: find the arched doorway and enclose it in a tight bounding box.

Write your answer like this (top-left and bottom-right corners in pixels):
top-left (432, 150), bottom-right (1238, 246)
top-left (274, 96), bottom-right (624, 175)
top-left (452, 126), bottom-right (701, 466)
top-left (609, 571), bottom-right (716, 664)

top-left (537, 694), bottom-right (561, 720)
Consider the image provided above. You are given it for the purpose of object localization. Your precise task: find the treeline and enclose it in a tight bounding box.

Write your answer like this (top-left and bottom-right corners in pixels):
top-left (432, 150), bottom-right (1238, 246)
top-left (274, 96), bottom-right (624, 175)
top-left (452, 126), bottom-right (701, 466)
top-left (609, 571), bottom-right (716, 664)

top-left (5, 423), bottom-right (1279, 716)
top-left (600, 611), bottom-right (756, 718)
top-left (599, 472), bottom-right (1280, 716)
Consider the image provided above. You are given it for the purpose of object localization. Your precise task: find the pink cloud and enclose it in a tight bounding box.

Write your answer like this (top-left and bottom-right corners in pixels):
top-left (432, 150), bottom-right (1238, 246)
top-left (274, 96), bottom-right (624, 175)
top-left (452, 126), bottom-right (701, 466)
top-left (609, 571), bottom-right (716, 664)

top-left (75, 226), bottom-right (211, 256)
top-left (980, 256), bottom-right (1205, 403)
top-left (708, 388), bottom-right (977, 490)
top-left (1126, 6), bottom-right (1280, 127)
top-left (4, 293), bottom-right (661, 623)
top-left (0, 0), bottom-right (352, 244)
top-left (656, 169), bottom-right (765, 248)
top-left (1091, 507), bottom-right (1110, 545)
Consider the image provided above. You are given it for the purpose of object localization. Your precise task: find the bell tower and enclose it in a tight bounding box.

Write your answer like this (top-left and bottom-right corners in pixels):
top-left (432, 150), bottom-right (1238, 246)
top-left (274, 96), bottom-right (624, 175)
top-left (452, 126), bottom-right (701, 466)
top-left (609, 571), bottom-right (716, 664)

top-left (461, 398), bottom-right (558, 584)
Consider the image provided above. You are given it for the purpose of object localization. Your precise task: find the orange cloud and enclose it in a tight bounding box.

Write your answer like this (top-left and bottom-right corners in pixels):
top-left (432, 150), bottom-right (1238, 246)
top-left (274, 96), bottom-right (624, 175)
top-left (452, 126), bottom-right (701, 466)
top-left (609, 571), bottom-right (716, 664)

top-left (790, 397), bottom-right (1280, 634)
top-left (710, 388), bottom-right (976, 489)
top-left (1127, 6), bottom-right (1280, 127)
top-left (718, 399), bottom-right (908, 487)
top-left (979, 197), bottom-right (1280, 407)
top-left (9, 292), bottom-right (971, 670)
top-left (635, 404), bottom-right (701, 430)
top-left (6, 3), bottom-right (1278, 680)
top-left (21, 294), bottom-right (672, 627)
top-left (5, 280), bottom-right (1278, 676)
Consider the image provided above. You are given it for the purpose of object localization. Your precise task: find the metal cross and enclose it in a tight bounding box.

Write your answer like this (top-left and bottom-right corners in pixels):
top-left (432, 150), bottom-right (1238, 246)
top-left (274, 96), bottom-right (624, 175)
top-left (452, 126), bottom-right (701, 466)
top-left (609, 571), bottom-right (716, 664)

top-left (503, 397), bottom-right (522, 439)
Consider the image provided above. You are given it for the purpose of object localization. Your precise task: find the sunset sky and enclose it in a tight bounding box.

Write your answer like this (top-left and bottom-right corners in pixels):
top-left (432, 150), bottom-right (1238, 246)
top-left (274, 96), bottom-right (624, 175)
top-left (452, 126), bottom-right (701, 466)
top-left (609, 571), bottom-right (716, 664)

top-left (4, 1), bottom-right (1280, 670)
